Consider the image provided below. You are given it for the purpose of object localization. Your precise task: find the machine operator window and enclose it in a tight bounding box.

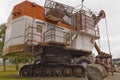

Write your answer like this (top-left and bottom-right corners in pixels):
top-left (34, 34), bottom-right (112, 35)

top-left (36, 25), bottom-right (42, 33)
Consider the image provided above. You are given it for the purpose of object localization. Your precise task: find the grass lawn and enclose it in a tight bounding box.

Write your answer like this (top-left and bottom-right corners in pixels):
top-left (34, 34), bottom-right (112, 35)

top-left (0, 65), bottom-right (30, 80)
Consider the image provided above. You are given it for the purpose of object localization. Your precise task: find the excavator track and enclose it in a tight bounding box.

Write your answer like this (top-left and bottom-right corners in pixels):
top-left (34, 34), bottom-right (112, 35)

top-left (19, 63), bottom-right (85, 78)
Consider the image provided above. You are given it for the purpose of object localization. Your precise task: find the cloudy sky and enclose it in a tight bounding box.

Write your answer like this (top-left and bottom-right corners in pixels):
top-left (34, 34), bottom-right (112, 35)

top-left (0, 0), bottom-right (120, 58)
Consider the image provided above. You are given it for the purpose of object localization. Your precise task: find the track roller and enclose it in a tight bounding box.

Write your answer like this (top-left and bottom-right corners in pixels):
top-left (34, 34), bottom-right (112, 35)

top-left (74, 67), bottom-right (83, 77)
top-left (44, 67), bottom-right (52, 77)
top-left (63, 68), bottom-right (72, 77)
top-left (53, 68), bottom-right (62, 77)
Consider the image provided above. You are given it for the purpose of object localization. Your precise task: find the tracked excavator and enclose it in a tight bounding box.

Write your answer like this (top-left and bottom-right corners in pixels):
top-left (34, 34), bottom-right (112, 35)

top-left (3, 0), bottom-right (112, 78)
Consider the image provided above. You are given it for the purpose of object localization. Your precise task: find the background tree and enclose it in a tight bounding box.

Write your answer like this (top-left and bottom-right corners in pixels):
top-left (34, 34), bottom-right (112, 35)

top-left (0, 23), bottom-right (7, 71)
top-left (9, 57), bottom-right (34, 71)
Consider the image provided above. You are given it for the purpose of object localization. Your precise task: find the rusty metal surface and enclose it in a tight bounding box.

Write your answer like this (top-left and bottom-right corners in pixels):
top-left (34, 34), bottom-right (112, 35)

top-left (86, 64), bottom-right (108, 80)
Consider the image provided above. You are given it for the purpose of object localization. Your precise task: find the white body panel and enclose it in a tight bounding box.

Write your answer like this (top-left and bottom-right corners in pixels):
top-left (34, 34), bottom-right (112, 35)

top-left (4, 17), bottom-right (26, 49)
top-left (70, 34), bottom-right (95, 52)
top-left (44, 23), bottom-right (65, 44)
top-left (4, 15), bottom-right (97, 55)
top-left (4, 16), bottom-right (45, 53)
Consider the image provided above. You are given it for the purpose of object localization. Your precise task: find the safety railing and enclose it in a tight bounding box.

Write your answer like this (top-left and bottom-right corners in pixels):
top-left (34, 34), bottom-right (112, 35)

top-left (24, 26), bottom-right (42, 45)
top-left (43, 28), bottom-right (70, 45)
top-left (76, 10), bottom-right (100, 38)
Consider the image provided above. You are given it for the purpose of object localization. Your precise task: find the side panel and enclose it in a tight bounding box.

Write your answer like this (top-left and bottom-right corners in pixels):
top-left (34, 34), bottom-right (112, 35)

top-left (3, 16), bottom-right (44, 56)
top-left (44, 23), bottom-right (66, 44)
top-left (24, 17), bottom-right (43, 45)
top-left (70, 34), bottom-right (95, 52)
top-left (4, 17), bottom-right (26, 51)
top-left (55, 27), bottom-right (64, 43)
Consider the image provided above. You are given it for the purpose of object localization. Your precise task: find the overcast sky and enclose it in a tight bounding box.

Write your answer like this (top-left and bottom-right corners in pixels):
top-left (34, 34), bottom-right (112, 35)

top-left (0, 0), bottom-right (120, 58)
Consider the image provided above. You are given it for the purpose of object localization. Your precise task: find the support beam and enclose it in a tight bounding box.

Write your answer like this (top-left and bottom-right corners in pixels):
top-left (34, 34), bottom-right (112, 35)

top-left (94, 42), bottom-right (101, 55)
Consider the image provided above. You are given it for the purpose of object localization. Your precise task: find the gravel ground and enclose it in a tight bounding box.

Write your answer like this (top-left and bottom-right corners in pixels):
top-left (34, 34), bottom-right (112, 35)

top-left (30, 73), bottom-right (120, 80)
top-left (105, 73), bottom-right (120, 80)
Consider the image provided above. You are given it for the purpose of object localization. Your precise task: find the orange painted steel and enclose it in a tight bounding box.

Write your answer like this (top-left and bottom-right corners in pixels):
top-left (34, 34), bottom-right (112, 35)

top-left (7, 1), bottom-right (75, 30)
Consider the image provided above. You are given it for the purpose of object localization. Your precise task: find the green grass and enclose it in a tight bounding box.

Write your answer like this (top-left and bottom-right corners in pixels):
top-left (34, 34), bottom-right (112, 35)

top-left (0, 65), bottom-right (30, 80)
top-left (0, 65), bottom-right (16, 71)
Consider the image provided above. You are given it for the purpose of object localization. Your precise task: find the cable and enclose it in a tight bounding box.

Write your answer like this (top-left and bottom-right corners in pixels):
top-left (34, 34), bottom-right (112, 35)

top-left (105, 16), bottom-right (113, 75)
top-left (105, 17), bottom-right (111, 54)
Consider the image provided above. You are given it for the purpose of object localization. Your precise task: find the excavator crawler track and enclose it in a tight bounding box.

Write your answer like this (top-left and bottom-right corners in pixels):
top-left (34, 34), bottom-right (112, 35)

top-left (19, 63), bottom-right (85, 78)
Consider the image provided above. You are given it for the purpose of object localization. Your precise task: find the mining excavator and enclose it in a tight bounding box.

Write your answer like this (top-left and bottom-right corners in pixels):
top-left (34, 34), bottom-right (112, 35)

top-left (3, 0), bottom-right (112, 78)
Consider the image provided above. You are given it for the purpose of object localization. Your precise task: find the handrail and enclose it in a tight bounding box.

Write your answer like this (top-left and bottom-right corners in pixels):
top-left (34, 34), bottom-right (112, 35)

top-left (24, 26), bottom-right (42, 45)
top-left (44, 28), bottom-right (69, 44)
top-left (25, 26), bottom-right (41, 32)
top-left (24, 33), bottom-right (42, 38)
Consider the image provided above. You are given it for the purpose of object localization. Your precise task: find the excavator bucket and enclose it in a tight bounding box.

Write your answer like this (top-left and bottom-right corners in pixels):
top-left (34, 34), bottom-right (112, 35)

top-left (86, 64), bottom-right (108, 80)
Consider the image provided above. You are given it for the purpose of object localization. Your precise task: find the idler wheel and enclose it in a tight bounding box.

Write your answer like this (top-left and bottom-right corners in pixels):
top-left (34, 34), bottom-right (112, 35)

top-left (20, 69), bottom-right (31, 77)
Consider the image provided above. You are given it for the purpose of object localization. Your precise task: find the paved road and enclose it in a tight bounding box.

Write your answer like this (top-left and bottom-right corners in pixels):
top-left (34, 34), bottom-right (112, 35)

top-left (30, 73), bottom-right (120, 80)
